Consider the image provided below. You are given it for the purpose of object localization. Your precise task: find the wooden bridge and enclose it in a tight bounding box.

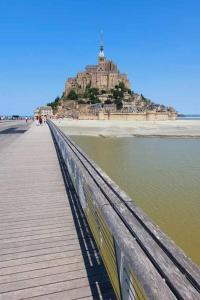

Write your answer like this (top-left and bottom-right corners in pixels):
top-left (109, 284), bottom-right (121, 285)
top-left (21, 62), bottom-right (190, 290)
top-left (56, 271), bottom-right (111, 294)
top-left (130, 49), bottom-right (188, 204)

top-left (0, 121), bottom-right (200, 300)
top-left (0, 125), bottom-right (115, 299)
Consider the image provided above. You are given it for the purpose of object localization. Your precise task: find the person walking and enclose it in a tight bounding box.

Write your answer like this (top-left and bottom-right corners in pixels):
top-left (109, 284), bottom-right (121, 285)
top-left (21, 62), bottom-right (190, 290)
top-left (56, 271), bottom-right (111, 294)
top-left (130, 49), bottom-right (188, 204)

top-left (35, 116), bottom-right (39, 126)
top-left (39, 116), bottom-right (42, 125)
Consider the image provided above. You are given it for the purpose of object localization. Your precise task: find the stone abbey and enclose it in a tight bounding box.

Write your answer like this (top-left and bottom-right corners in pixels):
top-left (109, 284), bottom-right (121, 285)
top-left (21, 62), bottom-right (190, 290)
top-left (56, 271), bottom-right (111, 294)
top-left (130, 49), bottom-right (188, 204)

top-left (64, 44), bottom-right (130, 96)
top-left (46, 40), bottom-right (177, 121)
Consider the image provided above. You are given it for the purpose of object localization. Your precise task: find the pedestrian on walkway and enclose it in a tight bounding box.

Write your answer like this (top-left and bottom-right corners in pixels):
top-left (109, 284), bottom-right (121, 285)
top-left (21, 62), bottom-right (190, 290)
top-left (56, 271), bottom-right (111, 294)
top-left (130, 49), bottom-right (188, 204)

top-left (35, 116), bottom-right (39, 126)
top-left (43, 115), bottom-right (47, 124)
top-left (39, 116), bottom-right (42, 125)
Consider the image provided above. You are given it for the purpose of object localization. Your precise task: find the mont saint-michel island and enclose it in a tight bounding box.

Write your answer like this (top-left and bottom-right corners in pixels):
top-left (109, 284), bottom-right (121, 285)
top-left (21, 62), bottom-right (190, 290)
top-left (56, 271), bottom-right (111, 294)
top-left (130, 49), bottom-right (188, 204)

top-left (42, 44), bottom-right (177, 123)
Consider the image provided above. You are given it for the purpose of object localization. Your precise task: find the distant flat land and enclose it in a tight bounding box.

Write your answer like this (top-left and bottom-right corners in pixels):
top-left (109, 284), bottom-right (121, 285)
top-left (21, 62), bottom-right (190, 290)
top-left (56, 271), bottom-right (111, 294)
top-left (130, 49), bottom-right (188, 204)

top-left (0, 120), bottom-right (31, 152)
top-left (55, 119), bottom-right (200, 137)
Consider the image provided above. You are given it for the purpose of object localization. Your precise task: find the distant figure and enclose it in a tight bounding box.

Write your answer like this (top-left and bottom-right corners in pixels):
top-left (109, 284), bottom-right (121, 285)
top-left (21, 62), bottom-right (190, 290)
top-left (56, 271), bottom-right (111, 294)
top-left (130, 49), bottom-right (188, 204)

top-left (43, 115), bottom-right (47, 124)
top-left (25, 117), bottom-right (28, 123)
top-left (35, 116), bottom-right (39, 126)
top-left (39, 116), bottom-right (42, 125)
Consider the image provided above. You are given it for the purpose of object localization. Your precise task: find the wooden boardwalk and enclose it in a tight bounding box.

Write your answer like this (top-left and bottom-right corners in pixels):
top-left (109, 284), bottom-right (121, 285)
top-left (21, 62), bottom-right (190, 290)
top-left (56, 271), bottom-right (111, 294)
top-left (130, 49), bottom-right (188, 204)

top-left (0, 125), bottom-right (115, 300)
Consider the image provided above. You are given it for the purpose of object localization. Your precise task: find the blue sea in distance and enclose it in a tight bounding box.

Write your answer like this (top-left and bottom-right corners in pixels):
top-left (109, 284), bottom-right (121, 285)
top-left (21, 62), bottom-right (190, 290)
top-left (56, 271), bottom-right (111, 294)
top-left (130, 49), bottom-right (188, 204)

top-left (178, 114), bottom-right (200, 120)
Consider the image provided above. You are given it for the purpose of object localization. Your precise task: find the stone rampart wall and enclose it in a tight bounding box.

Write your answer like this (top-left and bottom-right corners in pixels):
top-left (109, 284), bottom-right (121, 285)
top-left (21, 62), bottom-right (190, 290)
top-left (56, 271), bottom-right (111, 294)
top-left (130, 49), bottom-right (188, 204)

top-left (79, 112), bottom-right (177, 121)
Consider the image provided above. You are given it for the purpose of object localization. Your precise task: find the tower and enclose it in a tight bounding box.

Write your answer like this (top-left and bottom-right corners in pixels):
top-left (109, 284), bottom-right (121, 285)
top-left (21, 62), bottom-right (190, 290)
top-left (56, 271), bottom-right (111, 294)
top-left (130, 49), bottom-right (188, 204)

top-left (98, 31), bottom-right (105, 62)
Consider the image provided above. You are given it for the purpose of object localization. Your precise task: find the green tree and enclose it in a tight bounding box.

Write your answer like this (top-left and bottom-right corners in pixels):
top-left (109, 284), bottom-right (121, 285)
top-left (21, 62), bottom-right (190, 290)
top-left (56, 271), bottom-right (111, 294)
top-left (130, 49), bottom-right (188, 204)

top-left (118, 81), bottom-right (126, 92)
top-left (47, 96), bottom-right (60, 110)
top-left (67, 90), bottom-right (78, 100)
top-left (114, 98), bottom-right (123, 110)
top-left (111, 82), bottom-right (127, 100)
top-left (91, 98), bottom-right (101, 104)
top-left (104, 99), bottom-right (113, 104)
top-left (112, 89), bottom-right (123, 100)
top-left (84, 86), bottom-right (99, 99)
top-left (127, 89), bottom-right (133, 95)
top-left (89, 88), bottom-right (99, 96)
top-left (141, 94), bottom-right (151, 104)
top-left (54, 96), bottom-right (60, 103)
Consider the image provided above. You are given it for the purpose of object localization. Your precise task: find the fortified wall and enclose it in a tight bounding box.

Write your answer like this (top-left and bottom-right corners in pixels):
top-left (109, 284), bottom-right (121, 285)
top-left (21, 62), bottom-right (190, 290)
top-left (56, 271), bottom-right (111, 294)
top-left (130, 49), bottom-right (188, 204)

top-left (79, 111), bottom-right (177, 121)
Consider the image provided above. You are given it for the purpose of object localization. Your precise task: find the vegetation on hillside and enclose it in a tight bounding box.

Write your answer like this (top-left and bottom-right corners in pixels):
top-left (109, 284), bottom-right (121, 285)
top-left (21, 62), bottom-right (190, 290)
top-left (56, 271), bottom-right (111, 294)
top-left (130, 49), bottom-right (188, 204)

top-left (141, 94), bottom-right (151, 104)
top-left (67, 90), bottom-right (78, 100)
top-left (46, 81), bottom-right (157, 113)
top-left (47, 96), bottom-right (60, 110)
top-left (83, 87), bottom-right (101, 104)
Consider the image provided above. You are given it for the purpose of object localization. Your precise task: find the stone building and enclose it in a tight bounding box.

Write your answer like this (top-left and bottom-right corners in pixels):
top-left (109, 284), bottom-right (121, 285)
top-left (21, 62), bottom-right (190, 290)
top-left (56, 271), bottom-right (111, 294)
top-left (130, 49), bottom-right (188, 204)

top-left (34, 106), bottom-right (53, 118)
top-left (64, 45), bottom-right (130, 95)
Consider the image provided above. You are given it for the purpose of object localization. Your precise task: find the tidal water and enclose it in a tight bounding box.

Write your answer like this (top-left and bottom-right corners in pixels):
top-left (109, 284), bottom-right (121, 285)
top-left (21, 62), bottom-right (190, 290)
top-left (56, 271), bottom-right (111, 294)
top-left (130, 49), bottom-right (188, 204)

top-left (70, 135), bottom-right (200, 266)
top-left (178, 115), bottom-right (200, 120)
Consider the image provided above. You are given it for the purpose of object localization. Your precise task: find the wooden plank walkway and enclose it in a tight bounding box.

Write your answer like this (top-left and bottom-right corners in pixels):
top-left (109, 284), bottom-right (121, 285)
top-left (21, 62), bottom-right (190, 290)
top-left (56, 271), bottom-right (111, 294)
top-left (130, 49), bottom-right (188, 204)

top-left (0, 125), bottom-right (115, 300)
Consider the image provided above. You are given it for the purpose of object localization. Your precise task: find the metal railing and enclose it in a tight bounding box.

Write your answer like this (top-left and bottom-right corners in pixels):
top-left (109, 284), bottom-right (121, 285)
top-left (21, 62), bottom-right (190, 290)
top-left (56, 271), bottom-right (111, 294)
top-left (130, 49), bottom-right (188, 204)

top-left (48, 120), bottom-right (200, 300)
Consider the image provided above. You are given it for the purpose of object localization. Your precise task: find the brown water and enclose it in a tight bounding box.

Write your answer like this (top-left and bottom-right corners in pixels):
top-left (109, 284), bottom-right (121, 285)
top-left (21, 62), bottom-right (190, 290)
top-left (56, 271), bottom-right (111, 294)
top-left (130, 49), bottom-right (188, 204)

top-left (68, 135), bottom-right (200, 266)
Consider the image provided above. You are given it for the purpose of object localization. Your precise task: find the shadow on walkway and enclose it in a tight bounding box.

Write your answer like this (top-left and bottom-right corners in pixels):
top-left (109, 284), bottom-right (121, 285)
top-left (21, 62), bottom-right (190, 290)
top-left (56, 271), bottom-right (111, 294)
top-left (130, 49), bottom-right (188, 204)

top-left (0, 127), bottom-right (27, 134)
top-left (52, 134), bottom-right (117, 300)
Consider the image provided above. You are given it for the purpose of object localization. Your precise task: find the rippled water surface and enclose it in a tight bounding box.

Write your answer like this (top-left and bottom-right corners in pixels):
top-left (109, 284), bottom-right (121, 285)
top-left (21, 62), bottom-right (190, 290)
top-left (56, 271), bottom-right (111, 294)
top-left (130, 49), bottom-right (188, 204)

top-left (67, 134), bottom-right (200, 266)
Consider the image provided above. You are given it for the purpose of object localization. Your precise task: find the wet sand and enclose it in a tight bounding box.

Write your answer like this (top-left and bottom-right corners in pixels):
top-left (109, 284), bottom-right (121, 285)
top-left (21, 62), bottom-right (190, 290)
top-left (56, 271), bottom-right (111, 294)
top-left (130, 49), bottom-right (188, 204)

top-left (54, 119), bottom-right (200, 137)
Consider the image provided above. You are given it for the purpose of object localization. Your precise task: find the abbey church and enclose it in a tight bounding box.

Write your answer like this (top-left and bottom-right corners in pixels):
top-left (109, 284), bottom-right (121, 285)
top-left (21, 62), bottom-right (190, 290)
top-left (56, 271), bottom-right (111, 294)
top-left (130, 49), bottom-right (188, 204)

top-left (64, 44), bottom-right (130, 95)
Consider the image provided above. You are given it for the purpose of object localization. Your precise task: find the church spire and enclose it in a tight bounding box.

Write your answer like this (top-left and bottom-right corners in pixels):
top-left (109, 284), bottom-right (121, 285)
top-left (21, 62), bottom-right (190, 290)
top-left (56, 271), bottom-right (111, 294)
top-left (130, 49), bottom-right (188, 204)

top-left (98, 31), bottom-right (105, 61)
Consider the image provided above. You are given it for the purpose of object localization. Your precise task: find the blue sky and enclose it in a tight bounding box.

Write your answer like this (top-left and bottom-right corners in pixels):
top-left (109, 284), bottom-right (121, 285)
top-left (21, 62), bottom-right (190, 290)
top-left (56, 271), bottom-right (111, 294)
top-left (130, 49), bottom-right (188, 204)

top-left (0, 0), bottom-right (199, 115)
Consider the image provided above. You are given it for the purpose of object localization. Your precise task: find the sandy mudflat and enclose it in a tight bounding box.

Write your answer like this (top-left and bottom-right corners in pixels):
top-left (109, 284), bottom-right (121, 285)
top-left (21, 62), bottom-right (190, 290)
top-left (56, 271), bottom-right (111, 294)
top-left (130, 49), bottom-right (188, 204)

top-left (53, 119), bottom-right (200, 137)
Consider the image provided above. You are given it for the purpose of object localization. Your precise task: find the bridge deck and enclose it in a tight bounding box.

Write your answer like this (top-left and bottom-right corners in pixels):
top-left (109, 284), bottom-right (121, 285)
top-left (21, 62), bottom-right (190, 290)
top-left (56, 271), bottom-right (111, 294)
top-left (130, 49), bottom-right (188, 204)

top-left (0, 125), bottom-right (115, 300)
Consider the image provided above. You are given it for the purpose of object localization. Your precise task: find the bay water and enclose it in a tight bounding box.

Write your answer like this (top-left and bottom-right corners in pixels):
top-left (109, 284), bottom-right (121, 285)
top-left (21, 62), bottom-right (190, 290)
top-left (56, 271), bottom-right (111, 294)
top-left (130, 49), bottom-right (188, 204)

top-left (65, 134), bottom-right (200, 266)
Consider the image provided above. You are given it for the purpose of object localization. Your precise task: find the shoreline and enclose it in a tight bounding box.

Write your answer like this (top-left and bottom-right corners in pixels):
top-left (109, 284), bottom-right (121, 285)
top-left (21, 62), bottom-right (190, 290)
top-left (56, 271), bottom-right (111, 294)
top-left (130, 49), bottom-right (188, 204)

top-left (53, 119), bottom-right (200, 138)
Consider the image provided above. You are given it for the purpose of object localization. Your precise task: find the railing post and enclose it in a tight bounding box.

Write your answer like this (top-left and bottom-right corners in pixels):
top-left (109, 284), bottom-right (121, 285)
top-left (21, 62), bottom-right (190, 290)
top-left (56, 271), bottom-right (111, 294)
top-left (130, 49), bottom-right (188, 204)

top-left (114, 240), bottom-right (136, 300)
